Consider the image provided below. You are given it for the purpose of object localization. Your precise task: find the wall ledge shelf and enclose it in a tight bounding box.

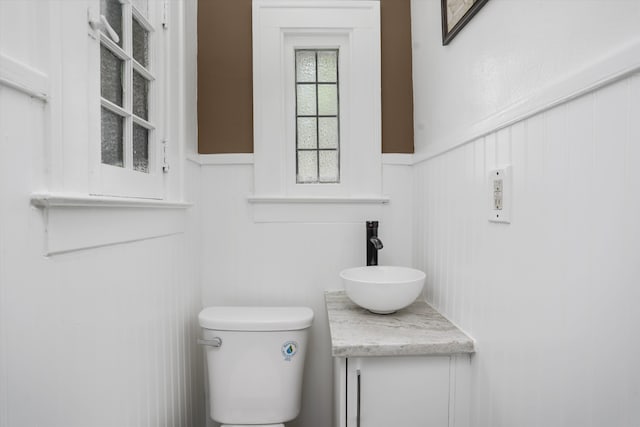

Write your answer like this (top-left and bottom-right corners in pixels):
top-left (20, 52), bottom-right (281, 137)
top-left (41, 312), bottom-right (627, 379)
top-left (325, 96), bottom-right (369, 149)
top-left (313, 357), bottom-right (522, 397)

top-left (30, 192), bottom-right (192, 209)
top-left (30, 193), bottom-right (190, 255)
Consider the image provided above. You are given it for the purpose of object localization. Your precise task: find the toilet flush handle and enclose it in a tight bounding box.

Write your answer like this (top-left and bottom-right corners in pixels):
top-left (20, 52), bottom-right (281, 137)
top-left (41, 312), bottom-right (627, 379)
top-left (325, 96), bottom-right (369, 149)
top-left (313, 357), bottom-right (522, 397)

top-left (197, 337), bottom-right (222, 347)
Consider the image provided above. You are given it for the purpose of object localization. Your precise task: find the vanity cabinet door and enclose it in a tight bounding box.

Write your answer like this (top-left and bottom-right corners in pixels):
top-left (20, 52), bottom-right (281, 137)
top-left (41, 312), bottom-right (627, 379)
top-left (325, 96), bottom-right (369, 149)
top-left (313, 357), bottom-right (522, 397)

top-left (346, 356), bottom-right (451, 427)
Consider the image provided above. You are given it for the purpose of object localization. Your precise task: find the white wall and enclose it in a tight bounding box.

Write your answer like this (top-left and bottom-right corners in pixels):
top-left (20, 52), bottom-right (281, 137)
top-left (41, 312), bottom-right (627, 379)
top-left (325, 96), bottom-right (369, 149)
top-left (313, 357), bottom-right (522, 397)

top-left (0, 1), bottom-right (204, 426)
top-left (412, 0), bottom-right (640, 155)
top-left (411, 1), bottom-right (640, 426)
top-left (197, 160), bottom-right (413, 427)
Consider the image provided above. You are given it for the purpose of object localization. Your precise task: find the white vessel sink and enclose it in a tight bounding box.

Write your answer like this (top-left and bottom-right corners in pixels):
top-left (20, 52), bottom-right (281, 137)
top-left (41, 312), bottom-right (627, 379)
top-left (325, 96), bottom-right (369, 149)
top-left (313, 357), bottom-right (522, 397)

top-left (339, 266), bottom-right (426, 314)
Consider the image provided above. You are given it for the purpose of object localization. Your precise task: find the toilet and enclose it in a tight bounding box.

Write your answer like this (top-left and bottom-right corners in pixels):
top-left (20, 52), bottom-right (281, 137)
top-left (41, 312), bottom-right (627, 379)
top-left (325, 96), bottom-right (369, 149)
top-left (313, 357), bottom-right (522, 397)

top-left (198, 306), bottom-right (314, 427)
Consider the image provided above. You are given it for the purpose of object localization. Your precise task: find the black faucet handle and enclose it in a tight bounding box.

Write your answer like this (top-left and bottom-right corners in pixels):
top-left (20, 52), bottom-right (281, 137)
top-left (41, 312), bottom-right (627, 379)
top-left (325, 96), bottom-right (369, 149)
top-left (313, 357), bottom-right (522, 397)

top-left (366, 220), bottom-right (379, 228)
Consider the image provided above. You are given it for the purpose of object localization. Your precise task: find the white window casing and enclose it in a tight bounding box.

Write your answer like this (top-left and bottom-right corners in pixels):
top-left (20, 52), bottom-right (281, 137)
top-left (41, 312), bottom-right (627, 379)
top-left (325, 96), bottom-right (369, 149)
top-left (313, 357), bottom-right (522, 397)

top-left (251, 0), bottom-right (383, 205)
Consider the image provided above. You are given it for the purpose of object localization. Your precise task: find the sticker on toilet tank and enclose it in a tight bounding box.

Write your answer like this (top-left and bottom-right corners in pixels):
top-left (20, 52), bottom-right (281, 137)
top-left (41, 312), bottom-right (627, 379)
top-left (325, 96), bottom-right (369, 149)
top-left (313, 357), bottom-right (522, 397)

top-left (281, 341), bottom-right (298, 361)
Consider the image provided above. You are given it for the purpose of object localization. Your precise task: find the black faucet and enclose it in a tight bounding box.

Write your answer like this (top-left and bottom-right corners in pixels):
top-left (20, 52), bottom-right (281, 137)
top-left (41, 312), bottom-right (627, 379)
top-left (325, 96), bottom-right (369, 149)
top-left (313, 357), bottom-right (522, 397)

top-left (366, 221), bottom-right (384, 266)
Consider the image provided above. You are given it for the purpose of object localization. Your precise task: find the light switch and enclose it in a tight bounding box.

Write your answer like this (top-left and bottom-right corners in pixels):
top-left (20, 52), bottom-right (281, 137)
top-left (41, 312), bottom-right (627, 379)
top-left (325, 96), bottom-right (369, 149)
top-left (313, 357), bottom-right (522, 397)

top-left (489, 166), bottom-right (511, 223)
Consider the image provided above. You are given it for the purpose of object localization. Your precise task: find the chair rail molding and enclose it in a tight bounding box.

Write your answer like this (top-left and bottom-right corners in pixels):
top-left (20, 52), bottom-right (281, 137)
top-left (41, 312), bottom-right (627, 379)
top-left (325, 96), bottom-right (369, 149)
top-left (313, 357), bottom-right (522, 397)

top-left (414, 37), bottom-right (640, 164)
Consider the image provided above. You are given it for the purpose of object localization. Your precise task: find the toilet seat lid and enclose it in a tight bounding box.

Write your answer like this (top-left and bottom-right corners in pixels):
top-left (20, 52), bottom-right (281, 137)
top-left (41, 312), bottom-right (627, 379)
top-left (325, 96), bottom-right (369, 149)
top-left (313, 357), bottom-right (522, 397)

top-left (199, 306), bottom-right (314, 331)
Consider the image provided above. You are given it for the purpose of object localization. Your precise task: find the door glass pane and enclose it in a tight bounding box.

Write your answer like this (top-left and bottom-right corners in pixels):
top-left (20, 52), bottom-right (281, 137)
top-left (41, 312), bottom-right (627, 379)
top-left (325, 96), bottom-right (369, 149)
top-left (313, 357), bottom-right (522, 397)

top-left (318, 117), bottom-right (338, 149)
top-left (100, 0), bottom-right (123, 47)
top-left (319, 150), bottom-right (339, 182)
top-left (297, 84), bottom-right (316, 116)
top-left (297, 151), bottom-right (318, 183)
top-left (133, 71), bottom-right (148, 120)
top-left (101, 107), bottom-right (124, 167)
top-left (318, 84), bottom-right (337, 115)
top-left (100, 45), bottom-right (123, 106)
top-left (132, 17), bottom-right (149, 67)
top-left (297, 117), bottom-right (317, 149)
top-left (318, 51), bottom-right (337, 83)
top-left (133, 124), bottom-right (149, 173)
top-left (296, 51), bottom-right (316, 82)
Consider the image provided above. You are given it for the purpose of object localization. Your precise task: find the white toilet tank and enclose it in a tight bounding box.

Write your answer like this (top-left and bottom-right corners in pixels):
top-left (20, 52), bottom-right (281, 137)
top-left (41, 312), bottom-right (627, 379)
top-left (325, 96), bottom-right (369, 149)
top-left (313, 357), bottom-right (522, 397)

top-left (198, 306), bottom-right (314, 425)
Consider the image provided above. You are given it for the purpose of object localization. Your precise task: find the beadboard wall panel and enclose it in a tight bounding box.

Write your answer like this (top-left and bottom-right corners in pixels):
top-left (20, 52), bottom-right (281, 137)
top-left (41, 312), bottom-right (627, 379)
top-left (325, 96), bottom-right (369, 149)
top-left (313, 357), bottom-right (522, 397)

top-left (413, 73), bottom-right (640, 427)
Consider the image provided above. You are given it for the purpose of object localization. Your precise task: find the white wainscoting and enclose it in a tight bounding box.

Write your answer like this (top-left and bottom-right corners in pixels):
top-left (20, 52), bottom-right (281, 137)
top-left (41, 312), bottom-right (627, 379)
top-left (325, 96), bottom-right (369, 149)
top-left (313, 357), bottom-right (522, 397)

top-left (413, 72), bottom-right (640, 426)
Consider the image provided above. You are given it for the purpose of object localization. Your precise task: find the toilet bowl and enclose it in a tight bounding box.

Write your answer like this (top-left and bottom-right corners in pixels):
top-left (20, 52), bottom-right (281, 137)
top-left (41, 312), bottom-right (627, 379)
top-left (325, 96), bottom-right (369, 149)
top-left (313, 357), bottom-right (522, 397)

top-left (198, 306), bottom-right (314, 426)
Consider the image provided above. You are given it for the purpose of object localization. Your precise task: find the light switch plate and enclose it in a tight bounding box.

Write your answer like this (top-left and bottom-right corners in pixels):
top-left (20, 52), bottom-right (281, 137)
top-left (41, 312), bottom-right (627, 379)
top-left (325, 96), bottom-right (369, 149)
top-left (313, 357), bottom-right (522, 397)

top-left (488, 166), bottom-right (511, 223)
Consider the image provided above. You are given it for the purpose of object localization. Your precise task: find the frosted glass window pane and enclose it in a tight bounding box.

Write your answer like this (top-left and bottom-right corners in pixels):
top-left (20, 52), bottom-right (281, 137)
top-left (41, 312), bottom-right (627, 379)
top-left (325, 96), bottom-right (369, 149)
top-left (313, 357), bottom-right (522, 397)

top-left (100, 45), bottom-right (123, 106)
top-left (318, 51), bottom-right (337, 82)
top-left (294, 49), bottom-right (340, 184)
top-left (297, 118), bottom-right (317, 149)
top-left (101, 107), bottom-right (124, 167)
top-left (133, 71), bottom-right (148, 120)
top-left (318, 84), bottom-right (337, 115)
top-left (297, 151), bottom-right (318, 183)
top-left (132, 17), bottom-right (149, 67)
top-left (133, 124), bottom-right (149, 173)
top-left (296, 51), bottom-right (316, 82)
top-left (319, 151), bottom-right (339, 182)
top-left (319, 117), bottom-right (338, 149)
top-left (297, 84), bottom-right (316, 115)
top-left (100, 0), bottom-right (123, 47)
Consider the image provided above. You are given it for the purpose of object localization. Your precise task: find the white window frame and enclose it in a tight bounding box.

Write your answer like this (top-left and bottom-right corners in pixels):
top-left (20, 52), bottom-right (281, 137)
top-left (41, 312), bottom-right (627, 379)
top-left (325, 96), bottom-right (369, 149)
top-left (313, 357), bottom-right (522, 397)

top-left (251, 0), bottom-right (382, 203)
top-left (89, 0), bottom-right (166, 199)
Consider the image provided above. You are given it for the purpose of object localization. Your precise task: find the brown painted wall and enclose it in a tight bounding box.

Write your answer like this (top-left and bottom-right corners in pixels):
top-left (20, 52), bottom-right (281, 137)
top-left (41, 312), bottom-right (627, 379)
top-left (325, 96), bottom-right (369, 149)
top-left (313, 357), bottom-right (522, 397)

top-left (380, 0), bottom-right (414, 153)
top-left (197, 0), bottom-right (414, 154)
top-left (197, 0), bottom-right (253, 153)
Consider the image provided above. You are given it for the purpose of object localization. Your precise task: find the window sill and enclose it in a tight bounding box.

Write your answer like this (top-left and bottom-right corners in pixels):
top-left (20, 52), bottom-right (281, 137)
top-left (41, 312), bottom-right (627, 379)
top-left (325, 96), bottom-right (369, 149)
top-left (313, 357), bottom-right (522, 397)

top-left (30, 192), bottom-right (191, 255)
top-left (31, 192), bottom-right (191, 209)
top-left (246, 195), bottom-right (390, 223)
top-left (247, 195), bottom-right (390, 205)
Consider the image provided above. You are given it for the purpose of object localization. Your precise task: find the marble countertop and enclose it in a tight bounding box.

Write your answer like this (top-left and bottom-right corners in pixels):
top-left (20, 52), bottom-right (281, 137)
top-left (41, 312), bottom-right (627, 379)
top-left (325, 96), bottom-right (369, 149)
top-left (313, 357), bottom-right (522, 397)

top-left (325, 290), bottom-right (475, 357)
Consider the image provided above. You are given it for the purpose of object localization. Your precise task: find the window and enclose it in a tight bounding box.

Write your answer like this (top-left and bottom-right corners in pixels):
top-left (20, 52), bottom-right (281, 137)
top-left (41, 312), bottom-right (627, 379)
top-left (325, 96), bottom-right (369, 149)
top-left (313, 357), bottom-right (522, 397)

top-left (96, 0), bottom-right (163, 198)
top-left (27, 0), bottom-right (189, 255)
top-left (251, 1), bottom-right (382, 206)
top-left (295, 49), bottom-right (340, 184)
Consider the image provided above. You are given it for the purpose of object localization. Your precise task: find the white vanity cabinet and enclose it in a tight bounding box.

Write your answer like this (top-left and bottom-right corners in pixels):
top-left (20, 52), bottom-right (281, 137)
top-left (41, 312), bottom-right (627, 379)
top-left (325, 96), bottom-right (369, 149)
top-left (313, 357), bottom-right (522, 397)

top-left (333, 355), bottom-right (470, 427)
top-left (325, 291), bottom-right (475, 427)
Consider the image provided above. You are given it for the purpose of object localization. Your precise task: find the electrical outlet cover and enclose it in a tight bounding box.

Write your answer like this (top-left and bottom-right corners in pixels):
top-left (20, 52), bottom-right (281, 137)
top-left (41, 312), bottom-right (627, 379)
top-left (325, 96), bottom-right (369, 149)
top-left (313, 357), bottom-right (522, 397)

top-left (488, 166), bottom-right (511, 223)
